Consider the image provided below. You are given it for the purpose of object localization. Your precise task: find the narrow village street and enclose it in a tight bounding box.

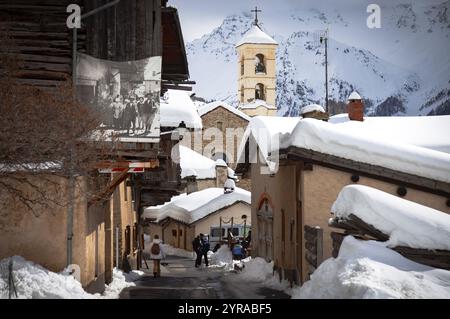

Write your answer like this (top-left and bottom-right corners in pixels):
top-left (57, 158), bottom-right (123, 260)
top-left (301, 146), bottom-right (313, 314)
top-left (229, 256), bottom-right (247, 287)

top-left (119, 255), bottom-right (290, 299)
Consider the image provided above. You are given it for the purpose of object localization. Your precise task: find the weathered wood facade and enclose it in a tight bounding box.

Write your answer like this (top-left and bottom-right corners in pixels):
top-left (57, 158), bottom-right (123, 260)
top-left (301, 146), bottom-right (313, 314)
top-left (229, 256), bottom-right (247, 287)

top-left (0, 0), bottom-right (191, 286)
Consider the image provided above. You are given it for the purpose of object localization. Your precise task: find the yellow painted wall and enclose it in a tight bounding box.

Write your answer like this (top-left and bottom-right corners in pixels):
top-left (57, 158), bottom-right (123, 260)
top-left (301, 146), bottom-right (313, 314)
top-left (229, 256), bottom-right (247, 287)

top-left (0, 175), bottom-right (109, 292)
top-left (237, 43), bottom-right (277, 109)
top-left (300, 164), bottom-right (450, 282)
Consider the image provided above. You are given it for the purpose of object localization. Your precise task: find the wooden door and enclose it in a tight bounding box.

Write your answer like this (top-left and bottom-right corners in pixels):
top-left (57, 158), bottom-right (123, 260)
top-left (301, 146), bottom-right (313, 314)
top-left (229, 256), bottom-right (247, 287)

top-left (257, 198), bottom-right (273, 262)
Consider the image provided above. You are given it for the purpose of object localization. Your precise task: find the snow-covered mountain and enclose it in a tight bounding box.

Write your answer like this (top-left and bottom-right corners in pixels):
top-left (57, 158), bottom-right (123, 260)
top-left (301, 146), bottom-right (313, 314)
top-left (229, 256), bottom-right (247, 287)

top-left (186, 1), bottom-right (450, 116)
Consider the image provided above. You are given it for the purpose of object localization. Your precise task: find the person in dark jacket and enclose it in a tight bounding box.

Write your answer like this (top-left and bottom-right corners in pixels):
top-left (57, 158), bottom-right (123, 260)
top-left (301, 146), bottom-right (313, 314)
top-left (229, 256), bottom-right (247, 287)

top-left (192, 235), bottom-right (202, 267)
top-left (200, 234), bottom-right (210, 267)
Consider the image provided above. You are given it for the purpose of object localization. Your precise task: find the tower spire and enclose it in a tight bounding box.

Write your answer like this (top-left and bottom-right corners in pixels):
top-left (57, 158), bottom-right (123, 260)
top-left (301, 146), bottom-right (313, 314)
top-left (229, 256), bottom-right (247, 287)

top-left (251, 6), bottom-right (261, 27)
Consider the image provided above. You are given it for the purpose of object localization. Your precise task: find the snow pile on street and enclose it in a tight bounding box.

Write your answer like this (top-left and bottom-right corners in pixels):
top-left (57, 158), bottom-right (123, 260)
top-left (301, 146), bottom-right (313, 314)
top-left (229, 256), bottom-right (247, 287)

top-left (236, 25), bottom-right (277, 47)
top-left (281, 118), bottom-right (450, 183)
top-left (329, 114), bottom-right (450, 154)
top-left (0, 256), bottom-right (142, 299)
top-left (0, 256), bottom-right (92, 299)
top-left (160, 89), bottom-right (202, 129)
top-left (209, 245), bottom-right (234, 270)
top-left (300, 104), bottom-right (325, 115)
top-left (332, 185), bottom-right (450, 250)
top-left (236, 257), bottom-right (290, 292)
top-left (101, 268), bottom-right (142, 299)
top-left (198, 101), bottom-right (250, 121)
top-left (161, 244), bottom-right (195, 259)
top-left (143, 187), bottom-right (250, 225)
top-left (293, 236), bottom-right (450, 299)
top-left (179, 145), bottom-right (217, 179)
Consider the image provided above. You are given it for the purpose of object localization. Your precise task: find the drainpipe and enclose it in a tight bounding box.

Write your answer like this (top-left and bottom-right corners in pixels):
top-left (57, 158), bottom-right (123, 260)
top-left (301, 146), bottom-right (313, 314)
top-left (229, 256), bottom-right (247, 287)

top-left (116, 226), bottom-right (119, 268)
top-left (66, 147), bottom-right (75, 267)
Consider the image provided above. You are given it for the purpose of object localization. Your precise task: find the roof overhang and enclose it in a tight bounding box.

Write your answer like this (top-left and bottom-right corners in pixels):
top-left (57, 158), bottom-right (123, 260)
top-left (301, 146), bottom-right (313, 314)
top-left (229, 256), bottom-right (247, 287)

top-left (276, 146), bottom-right (450, 197)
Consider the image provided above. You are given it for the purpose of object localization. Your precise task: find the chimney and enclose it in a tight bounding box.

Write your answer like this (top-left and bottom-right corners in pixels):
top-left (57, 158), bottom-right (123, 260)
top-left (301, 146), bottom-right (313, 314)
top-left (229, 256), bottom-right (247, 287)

top-left (186, 175), bottom-right (198, 195)
top-left (347, 91), bottom-right (364, 121)
top-left (215, 159), bottom-right (228, 188)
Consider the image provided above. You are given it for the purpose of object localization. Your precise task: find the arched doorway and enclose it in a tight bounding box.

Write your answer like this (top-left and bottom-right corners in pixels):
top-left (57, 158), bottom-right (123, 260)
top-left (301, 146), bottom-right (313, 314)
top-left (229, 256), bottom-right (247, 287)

top-left (257, 194), bottom-right (273, 261)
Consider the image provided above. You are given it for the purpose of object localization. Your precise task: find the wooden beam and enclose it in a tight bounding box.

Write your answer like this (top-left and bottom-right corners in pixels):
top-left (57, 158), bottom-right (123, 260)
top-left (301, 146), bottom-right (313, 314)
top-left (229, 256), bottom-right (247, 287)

top-left (88, 170), bottom-right (129, 207)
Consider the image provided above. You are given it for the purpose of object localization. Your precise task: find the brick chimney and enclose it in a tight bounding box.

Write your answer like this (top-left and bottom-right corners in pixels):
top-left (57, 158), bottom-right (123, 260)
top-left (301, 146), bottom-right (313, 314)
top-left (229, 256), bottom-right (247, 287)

top-left (347, 91), bottom-right (364, 121)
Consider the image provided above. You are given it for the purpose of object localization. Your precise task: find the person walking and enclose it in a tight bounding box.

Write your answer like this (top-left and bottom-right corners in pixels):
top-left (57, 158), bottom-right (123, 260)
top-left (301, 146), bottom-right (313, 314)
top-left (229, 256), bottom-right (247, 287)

top-left (192, 234), bottom-right (202, 268)
top-left (200, 234), bottom-right (210, 267)
top-left (150, 235), bottom-right (165, 278)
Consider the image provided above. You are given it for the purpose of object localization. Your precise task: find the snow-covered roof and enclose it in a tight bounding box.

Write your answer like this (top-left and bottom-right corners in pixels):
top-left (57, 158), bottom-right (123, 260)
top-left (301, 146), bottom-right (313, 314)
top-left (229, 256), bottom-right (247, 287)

top-left (238, 99), bottom-right (277, 110)
top-left (331, 185), bottom-right (450, 250)
top-left (329, 114), bottom-right (450, 154)
top-left (236, 116), bottom-right (301, 171)
top-left (160, 89), bottom-right (202, 129)
top-left (348, 91), bottom-right (362, 100)
top-left (280, 118), bottom-right (450, 183)
top-left (294, 236), bottom-right (450, 299)
top-left (198, 101), bottom-right (250, 121)
top-left (142, 187), bottom-right (250, 225)
top-left (236, 25), bottom-right (278, 47)
top-left (300, 104), bottom-right (326, 115)
top-left (179, 146), bottom-right (236, 179)
top-left (179, 146), bottom-right (216, 179)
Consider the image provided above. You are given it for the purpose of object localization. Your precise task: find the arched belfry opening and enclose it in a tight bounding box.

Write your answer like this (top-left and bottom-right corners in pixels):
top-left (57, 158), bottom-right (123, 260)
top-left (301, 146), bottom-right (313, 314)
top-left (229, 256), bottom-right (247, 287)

top-left (255, 83), bottom-right (265, 101)
top-left (255, 54), bottom-right (266, 74)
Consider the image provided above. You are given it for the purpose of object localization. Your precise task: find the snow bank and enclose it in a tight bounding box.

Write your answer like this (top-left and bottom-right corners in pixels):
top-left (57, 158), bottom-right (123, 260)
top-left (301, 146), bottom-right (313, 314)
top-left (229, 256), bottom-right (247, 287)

top-left (332, 185), bottom-right (450, 250)
top-left (236, 25), bottom-right (278, 47)
top-left (282, 118), bottom-right (450, 183)
top-left (160, 89), bottom-right (202, 129)
top-left (293, 236), bottom-right (450, 299)
top-left (0, 256), bottom-right (92, 299)
top-left (179, 145), bottom-right (216, 179)
top-left (101, 268), bottom-right (142, 299)
top-left (236, 257), bottom-right (290, 292)
top-left (143, 187), bottom-right (250, 224)
top-left (0, 256), bottom-right (142, 299)
top-left (210, 245), bottom-right (234, 270)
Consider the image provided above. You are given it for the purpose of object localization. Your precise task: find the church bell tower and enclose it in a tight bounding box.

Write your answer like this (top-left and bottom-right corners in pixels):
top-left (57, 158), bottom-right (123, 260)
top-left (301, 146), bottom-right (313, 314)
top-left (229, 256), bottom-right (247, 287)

top-left (236, 7), bottom-right (278, 117)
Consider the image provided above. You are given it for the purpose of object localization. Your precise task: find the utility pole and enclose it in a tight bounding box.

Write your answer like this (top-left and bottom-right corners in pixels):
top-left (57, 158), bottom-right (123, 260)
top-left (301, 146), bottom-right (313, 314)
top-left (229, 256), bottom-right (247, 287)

top-left (320, 29), bottom-right (329, 113)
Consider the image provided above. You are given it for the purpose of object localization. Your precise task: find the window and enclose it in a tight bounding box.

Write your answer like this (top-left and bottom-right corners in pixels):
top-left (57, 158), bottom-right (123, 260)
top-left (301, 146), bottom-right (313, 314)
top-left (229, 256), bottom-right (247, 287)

top-left (255, 83), bottom-right (265, 101)
top-left (240, 86), bottom-right (244, 102)
top-left (211, 228), bottom-right (222, 237)
top-left (241, 58), bottom-right (244, 75)
top-left (179, 229), bottom-right (183, 236)
top-left (172, 229), bottom-right (177, 237)
top-left (216, 121), bottom-right (223, 131)
top-left (230, 227), bottom-right (239, 236)
top-left (255, 54), bottom-right (266, 74)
